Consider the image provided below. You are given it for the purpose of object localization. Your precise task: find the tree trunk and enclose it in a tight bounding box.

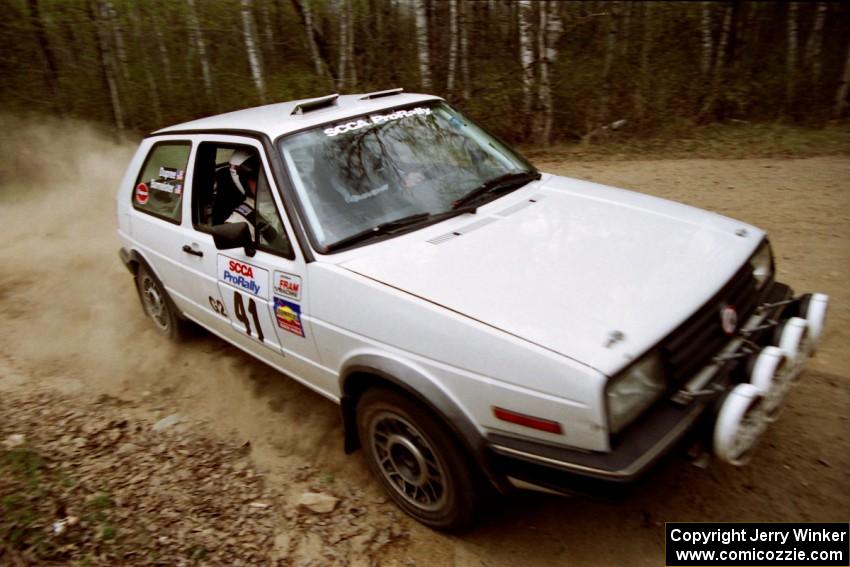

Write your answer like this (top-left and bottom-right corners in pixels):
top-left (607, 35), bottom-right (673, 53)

top-left (186, 0), bottom-right (215, 109)
top-left (803, 2), bottom-right (827, 86)
top-left (786, 2), bottom-right (799, 108)
top-left (336, 0), bottom-right (356, 90)
top-left (91, 0), bottom-right (124, 130)
top-left (337, 0), bottom-right (348, 90)
top-left (447, 0), bottom-right (458, 95)
top-left (699, 2), bottom-right (732, 121)
top-left (241, 0), bottom-right (267, 103)
top-left (346, 0), bottom-right (356, 88)
top-left (414, 0), bottom-right (431, 89)
top-left (260, 1), bottom-right (275, 53)
top-left (700, 1), bottom-right (713, 75)
top-left (27, 0), bottom-right (61, 110)
top-left (834, 36), bottom-right (850, 119)
top-left (518, 0), bottom-right (535, 118)
top-left (150, 1), bottom-right (173, 84)
top-left (534, 1), bottom-right (563, 147)
top-left (459, 0), bottom-right (470, 100)
top-left (291, 0), bottom-right (334, 87)
top-left (129, 2), bottom-right (162, 126)
top-left (105, 2), bottom-right (130, 83)
top-left (634, 2), bottom-right (652, 121)
top-left (597, 1), bottom-right (619, 130)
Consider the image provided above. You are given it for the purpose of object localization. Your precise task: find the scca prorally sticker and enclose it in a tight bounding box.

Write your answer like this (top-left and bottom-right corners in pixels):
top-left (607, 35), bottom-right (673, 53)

top-left (135, 183), bottom-right (149, 204)
top-left (274, 298), bottom-right (304, 337)
top-left (323, 107), bottom-right (432, 137)
top-left (217, 255), bottom-right (268, 299)
top-left (273, 271), bottom-right (302, 301)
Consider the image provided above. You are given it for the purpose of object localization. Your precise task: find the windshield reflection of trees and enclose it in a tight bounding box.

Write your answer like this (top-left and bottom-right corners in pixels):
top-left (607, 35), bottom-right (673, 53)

top-left (320, 110), bottom-right (504, 204)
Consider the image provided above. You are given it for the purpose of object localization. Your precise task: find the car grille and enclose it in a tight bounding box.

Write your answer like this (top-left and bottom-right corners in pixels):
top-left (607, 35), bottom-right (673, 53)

top-left (660, 262), bottom-right (760, 385)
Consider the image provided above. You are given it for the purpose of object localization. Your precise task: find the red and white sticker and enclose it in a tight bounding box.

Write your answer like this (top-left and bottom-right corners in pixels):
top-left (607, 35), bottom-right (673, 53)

top-left (273, 271), bottom-right (302, 301)
top-left (135, 183), bottom-right (149, 204)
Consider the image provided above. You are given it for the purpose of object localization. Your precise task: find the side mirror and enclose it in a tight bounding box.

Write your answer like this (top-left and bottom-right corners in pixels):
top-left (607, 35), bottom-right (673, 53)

top-left (210, 223), bottom-right (255, 256)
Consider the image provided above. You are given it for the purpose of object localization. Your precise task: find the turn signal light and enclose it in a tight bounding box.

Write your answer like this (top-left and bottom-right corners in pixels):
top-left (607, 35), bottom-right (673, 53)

top-left (492, 407), bottom-right (563, 435)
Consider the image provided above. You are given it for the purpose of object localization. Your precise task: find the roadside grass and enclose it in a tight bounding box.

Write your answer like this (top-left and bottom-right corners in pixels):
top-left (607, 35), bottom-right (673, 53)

top-left (0, 445), bottom-right (123, 562)
top-left (521, 122), bottom-right (850, 162)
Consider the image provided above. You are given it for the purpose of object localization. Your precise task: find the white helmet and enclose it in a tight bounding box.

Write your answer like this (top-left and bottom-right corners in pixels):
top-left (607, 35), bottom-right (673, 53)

top-left (229, 149), bottom-right (259, 195)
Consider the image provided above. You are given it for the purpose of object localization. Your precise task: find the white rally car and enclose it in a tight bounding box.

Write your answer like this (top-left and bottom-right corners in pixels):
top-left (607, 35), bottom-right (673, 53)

top-left (116, 89), bottom-right (829, 530)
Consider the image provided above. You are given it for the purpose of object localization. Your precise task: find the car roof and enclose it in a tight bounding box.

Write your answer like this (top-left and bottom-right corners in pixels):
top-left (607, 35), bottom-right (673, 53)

top-left (152, 91), bottom-right (442, 140)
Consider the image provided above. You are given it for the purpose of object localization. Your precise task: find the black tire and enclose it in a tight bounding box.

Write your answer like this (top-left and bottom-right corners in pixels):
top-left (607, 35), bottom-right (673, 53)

top-left (356, 388), bottom-right (480, 531)
top-left (135, 264), bottom-right (183, 340)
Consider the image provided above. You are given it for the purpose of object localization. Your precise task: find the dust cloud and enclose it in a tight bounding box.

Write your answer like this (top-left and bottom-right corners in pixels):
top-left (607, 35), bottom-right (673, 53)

top-left (0, 115), bottom-right (352, 479)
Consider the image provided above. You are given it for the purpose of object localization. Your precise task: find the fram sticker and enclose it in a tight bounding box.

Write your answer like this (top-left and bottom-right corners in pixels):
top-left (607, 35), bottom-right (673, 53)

top-left (135, 183), bottom-right (149, 204)
top-left (217, 255), bottom-right (268, 299)
top-left (274, 298), bottom-right (304, 337)
top-left (273, 271), bottom-right (302, 301)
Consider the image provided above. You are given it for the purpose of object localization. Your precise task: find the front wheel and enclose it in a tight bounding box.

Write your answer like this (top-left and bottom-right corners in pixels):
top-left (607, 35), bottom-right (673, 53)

top-left (356, 388), bottom-right (480, 531)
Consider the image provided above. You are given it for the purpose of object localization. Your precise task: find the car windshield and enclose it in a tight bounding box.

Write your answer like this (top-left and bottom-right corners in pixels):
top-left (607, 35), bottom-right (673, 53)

top-left (278, 101), bottom-right (534, 252)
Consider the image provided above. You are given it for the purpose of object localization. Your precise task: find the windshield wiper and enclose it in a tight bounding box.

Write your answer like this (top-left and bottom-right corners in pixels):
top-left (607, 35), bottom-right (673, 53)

top-left (323, 212), bottom-right (432, 252)
top-left (452, 170), bottom-right (542, 209)
top-left (323, 205), bottom-right (480, 253)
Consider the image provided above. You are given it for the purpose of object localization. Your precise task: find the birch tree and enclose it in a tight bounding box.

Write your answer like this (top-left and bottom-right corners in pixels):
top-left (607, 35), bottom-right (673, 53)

top-left (414, 0), bottom-right (431, 89)
top-left (241, 0), bottom-right (267, 103)
top-left (144, 1), bottom-right (173, 85)
top-left (518, 0), bottom-right (535, 117)
top-left (345, 0), bottom-right (356, 88)
top-left (291, 0), bottom-right (334, 87)
top-left (91, 0), bottom-right (123, 130)
top-left (700, 2), bottom-right (713, 75)
top-left (786, 2), bottom-right (799, 106)
top-left (597, 1), bottom-right (619, 130)
top-left (699, 2), bottom-right (732, 120)
top-left (336, 0), bottom-right (357, 90)
top-left (834, 36), bottom-right (850, 118)
top-left (459, 0), bottom-right (470, 100)
top-left (803, 2), bottom-right (827, 87)
top-left (129, 2), bottom-right (162, 125)
top-left (534, 1), bottom-right (563, 146)
top-left (105, 2), bottom-right (129, 83)
top-left (186, 0), bottom-right (215, 108)
top-left (27, 0), bottom-right (60, 108)
top-left (634, 2), bottom-right (652, 121)
top-left (446, 0), bottom-right (458, 95)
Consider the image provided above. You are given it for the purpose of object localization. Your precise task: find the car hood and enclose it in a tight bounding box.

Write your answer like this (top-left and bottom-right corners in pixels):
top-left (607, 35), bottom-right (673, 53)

top-left (339, 174), bottom-right (763, 376)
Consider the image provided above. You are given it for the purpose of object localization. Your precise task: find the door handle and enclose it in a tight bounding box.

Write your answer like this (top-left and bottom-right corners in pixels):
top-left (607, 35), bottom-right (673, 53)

top-left (182, 245), bottom-right (203, 257)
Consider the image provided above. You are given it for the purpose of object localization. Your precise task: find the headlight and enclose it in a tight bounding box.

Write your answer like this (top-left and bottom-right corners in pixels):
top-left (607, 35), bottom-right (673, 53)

top-left (606, 351), bottom-right (666, 433)
top-left (749, 242), bottom-right (773, 290)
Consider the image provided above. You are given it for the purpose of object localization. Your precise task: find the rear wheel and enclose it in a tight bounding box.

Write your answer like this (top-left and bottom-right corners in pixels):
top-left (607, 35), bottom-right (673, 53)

top-left (135, 264), bottom-right (182, 340)
top-left (356, 388), bottom-right (479, 531)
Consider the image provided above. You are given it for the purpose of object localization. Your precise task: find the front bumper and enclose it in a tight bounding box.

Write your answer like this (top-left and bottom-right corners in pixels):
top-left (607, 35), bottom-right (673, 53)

top-left (487, 281), bottom-right (827, 497)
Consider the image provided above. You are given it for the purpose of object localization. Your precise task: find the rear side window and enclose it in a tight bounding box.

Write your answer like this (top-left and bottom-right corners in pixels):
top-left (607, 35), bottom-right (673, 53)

top-left (132, 142), bottom-right (191, 223)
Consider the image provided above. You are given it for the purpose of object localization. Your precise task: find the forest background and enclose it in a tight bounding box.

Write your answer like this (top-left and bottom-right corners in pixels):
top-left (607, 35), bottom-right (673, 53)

top-left (2, 0), bottom-right (850, 148)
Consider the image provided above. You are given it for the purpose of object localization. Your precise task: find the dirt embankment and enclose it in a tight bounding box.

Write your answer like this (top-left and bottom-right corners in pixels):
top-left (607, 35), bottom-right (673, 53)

top-left (1, 116), bottom-right (848, 566)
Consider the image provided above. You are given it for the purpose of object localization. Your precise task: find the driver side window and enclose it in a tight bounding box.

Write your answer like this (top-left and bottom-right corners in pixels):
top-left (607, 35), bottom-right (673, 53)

top-left (192, 142), bottom-right (294, 259)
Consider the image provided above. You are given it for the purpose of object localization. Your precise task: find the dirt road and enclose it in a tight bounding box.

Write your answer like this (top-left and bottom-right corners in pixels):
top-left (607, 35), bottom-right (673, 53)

top-left (1, 117), bottom-right (848, 565)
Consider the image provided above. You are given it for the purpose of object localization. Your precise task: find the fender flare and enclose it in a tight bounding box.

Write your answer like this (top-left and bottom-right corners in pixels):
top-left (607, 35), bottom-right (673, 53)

top-left (338, 352), bottom-right (509, 492)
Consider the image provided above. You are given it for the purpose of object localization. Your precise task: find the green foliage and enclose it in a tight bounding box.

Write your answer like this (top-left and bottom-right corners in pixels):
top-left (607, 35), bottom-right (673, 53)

top-left (1, 0), bottom-right (849, 143)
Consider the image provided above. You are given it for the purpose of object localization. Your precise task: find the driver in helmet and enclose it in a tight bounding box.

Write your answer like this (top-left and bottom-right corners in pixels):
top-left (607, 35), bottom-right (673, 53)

top-left (225, 149), bottom-right (260, 239)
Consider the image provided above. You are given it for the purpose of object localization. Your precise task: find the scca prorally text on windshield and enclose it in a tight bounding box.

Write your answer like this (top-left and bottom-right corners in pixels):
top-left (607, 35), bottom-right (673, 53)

top-left (323, 107), bottom-right (432, 137)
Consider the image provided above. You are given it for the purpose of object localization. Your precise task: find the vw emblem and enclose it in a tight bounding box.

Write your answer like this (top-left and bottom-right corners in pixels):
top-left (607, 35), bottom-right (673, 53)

top-left (720, 304), bottom-right (738, 336)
